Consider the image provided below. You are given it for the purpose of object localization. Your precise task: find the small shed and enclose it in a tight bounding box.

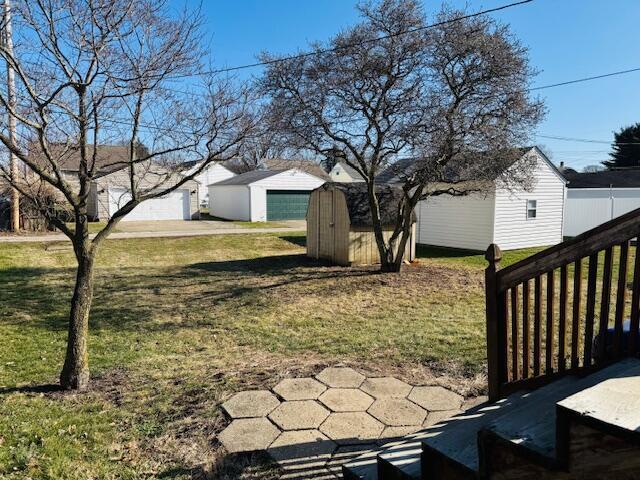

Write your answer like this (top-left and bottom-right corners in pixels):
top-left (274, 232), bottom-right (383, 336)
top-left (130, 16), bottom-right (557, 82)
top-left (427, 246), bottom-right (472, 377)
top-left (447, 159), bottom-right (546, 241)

top-left (307, 183), bottom-right (416, 266)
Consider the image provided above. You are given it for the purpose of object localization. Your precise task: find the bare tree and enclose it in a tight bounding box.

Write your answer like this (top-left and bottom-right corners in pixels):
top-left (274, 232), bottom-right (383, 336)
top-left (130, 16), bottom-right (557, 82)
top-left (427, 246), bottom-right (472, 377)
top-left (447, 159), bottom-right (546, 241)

top-left (0, 0), bottom-right (253, 390)
top-left (261, 0), bottom-right (544, 272)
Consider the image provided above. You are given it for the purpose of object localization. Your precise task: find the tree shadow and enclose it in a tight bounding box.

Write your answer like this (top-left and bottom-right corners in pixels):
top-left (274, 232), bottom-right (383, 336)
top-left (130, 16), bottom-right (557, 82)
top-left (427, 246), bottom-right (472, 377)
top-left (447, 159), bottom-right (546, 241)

top-left (0, 383), bottom-right (63, 396)
top-left (279, 234), bottom-right (307, 248)
top-left (0, 254), bottom-right (379, 335)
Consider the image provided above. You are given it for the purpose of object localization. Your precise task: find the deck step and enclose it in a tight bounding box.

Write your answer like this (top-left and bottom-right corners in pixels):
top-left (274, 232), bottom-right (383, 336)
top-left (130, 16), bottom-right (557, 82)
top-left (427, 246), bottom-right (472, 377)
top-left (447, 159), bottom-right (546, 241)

top-left (345, 359), bottom-right (640, 480)
top-left (557, 358), bottom-right (640, 434)
top-left (486, 359), bottom-right (640, 462)
top-left (342, 402), bottom-right (501, 480)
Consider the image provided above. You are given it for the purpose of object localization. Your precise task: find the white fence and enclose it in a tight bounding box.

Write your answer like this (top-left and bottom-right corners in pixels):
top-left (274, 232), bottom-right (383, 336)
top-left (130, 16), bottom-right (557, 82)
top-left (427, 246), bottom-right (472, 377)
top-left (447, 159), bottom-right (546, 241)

top-left (564, 188), bottom-right (640, 236)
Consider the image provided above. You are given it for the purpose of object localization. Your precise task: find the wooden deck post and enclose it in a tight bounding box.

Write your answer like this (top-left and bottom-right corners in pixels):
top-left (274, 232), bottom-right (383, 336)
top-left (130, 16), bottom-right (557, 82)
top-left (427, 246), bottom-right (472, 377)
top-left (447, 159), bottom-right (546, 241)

top-left (486, 244), bottom-right (505, 401)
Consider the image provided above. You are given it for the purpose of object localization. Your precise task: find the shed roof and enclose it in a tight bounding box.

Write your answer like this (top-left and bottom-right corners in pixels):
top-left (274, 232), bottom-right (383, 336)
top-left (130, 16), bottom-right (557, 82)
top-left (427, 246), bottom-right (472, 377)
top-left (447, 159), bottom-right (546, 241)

top-left (564, 169), bottom-right (640, 189)
top-left (318, 182), bottom-right (416, 227)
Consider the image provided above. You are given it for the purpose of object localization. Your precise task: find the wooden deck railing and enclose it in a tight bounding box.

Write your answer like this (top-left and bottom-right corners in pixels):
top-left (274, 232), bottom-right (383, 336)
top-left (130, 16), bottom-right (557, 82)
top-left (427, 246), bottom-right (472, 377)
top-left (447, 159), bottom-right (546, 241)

top-left (486, 206), bottom-right (640, 401)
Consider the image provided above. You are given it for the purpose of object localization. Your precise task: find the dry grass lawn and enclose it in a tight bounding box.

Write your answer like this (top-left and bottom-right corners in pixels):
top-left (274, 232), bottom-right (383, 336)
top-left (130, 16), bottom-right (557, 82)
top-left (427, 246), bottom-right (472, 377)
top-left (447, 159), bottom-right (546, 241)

top-left (0, 233), bottom-right (537, 479)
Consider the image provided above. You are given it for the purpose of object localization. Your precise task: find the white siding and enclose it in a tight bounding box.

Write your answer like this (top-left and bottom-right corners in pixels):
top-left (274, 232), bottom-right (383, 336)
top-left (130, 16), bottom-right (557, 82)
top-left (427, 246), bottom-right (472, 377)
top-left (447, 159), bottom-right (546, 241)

top-left (207, 170), bottom-right (325, 222)
top-left (564, 188), bottom-right (640, 236)
top-left (493, 154), bottom-right (565, 250)
top-left (208, 185), bottom-right (251, 221)
top-left (194, 164), bottom-right (236, 206)
top-left (249, 170), bottom-right (326, 221)
top-left (329, 163), bottom-right (360, 183)
top-left (94, 163), bottom-right (199, 221)
top-left (416, 193), bottom-right (495, 251)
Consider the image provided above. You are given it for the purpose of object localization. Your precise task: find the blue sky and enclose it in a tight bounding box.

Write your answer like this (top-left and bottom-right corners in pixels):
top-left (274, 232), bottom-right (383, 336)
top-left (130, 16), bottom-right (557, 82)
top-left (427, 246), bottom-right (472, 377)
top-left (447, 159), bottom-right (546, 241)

top-left (186, 0), bottom-right (640, 170)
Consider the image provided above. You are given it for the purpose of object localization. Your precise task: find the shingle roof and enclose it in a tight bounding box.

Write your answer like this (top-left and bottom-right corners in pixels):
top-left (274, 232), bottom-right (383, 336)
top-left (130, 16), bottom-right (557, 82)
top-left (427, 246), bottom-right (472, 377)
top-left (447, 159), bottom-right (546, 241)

top-left (375, 147), bottom-right (560, 185)
top-left (318, 182), bottom-right (416, 227)
top-left (264, 159), bottom-right (331, 180)
top-left (29, 143), bottom-right (131, 176)
top-left (564, 169), bottom-right (640, 188)
top-left (209, 169), bottom-right (287, 186)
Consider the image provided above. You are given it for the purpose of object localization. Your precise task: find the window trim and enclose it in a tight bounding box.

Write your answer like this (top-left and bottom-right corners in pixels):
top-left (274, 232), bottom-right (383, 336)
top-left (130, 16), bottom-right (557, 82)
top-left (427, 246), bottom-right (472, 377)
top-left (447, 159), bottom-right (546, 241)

top-left (526, 199), bottom-right (537, 220)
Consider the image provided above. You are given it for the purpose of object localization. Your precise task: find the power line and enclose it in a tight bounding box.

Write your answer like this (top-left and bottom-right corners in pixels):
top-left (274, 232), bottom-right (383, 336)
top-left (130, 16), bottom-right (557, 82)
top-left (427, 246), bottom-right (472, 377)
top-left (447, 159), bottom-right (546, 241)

top-left (529, 67), bottom-right (640, 91)
top-left (537, 134), bottom-right (640, 145)
top-left (165, 0), bottom-right (535, 79)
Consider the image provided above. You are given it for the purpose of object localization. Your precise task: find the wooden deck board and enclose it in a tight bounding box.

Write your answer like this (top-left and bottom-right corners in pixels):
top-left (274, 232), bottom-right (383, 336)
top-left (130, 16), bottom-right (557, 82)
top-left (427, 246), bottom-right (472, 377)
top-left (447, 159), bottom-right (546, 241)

top-left (344, 360), bottom-right (640, 480)
top-left (557, 359), bottom-right (640, 432)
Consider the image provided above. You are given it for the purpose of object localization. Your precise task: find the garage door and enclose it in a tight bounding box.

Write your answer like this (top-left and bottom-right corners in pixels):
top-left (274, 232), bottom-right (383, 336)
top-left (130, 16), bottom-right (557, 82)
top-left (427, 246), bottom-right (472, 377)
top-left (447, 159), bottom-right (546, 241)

top-left (108, 187), bottom-right (190, 221)
top-left (266, 190), bottom-right (311, 220)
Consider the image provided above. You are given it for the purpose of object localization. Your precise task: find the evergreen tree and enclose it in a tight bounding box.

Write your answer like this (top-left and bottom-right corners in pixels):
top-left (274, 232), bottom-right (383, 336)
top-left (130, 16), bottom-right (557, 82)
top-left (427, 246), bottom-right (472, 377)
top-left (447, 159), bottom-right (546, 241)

top-left (603, 123), bottom-right (640, 169)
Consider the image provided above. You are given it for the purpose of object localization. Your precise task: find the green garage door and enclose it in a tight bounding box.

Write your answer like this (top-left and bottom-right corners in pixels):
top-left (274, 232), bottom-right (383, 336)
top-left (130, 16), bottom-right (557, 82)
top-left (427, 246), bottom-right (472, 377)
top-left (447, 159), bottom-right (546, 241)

top-left (266, 190), bottom-right (311, 220)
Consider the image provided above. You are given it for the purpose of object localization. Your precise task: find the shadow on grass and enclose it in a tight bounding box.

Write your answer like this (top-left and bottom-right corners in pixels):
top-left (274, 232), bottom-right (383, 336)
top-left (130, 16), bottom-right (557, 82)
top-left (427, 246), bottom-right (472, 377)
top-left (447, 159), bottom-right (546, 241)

top-left (415, 244), bottom-right (483, 259)
top-left (1, 254), bottom-right (377, 334)
top-left (0, 383), bottom-right (63, 396)
top-left (278, 234), bottom-right (306, 248)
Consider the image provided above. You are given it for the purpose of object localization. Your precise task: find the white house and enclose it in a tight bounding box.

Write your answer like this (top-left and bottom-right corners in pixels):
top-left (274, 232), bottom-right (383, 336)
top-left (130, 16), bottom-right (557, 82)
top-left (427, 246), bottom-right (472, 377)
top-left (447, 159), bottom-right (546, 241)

top-left (208, 169), bottom-right (326, 221)
top-left (378, 147), bottom-right (566, 251)
top-left (183, 161), bottom-right (236, 208)
top-left (329, 161), bottom-right (365, 183)
top-left (563, 170), bottom-right (640, 236)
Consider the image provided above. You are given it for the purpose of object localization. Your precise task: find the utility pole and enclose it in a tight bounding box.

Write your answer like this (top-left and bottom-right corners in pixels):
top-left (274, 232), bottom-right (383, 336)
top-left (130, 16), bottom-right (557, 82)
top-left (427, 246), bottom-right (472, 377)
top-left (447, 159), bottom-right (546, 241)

top-left (4, 0), bottom-right (18, 231)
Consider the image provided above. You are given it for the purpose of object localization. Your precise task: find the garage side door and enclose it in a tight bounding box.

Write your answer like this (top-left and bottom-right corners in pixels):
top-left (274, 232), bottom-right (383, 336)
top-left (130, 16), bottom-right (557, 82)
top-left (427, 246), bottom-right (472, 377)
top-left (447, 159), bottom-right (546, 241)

top-left (109, 187), bottom-right (190, 221)
top-left (266, 190), bottom-right (310, 221)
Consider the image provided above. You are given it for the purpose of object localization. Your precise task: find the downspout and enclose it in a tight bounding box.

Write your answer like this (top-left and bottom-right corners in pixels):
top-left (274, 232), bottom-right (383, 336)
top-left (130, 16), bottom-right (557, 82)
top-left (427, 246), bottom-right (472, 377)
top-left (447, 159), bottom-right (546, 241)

top-left (610, 184), bottom-right (614, 221)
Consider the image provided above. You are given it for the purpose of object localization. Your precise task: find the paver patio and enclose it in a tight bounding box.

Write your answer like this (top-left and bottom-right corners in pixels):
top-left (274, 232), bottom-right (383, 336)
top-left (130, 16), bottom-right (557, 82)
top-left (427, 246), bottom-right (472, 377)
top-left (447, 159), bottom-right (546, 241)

top-left (218, 367), bottom-right (484, 478)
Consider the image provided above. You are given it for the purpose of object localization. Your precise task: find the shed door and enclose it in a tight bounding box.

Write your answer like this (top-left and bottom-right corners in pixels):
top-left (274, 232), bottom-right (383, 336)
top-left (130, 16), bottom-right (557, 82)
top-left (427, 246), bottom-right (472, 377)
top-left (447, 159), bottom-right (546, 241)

top-left (266, 190), bottom-right (311, 220)
top-left (318, 190), bottom-right (334, 258)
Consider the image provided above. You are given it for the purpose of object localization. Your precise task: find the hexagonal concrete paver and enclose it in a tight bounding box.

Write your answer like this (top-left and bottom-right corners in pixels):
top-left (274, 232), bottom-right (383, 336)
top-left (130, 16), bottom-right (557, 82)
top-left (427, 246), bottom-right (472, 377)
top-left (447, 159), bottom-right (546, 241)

top-left (326, 443), bottom-right (377, 476)
top-left (318, 388), bottom-right (374, 412)
top-left (423, 409), bottom-right (463, 428)
top-left (380, 425), bottom-right (422, 440)
top-left (222, 390), bottom-right (281, 418)
top-left (218, 418), bottom-right (281, 453)
top-left (274, 377), bottom-right (327, 401)
top-left (316, 367), bottom-right (365, 388)
top-left (368, 398), bottom-right (427, 426)
top-left (320, 412), bottom-right (384, 444)
top-left (269, 400), bottom-right (330, 430)
top-left (408, 386), bottom-right (464, 411)
top-left (268, 430), bottom-right (337, 470)
top-left (360, 377), bottom-right (412, 399)
top-left (463, 395), bottom-right (488, 410)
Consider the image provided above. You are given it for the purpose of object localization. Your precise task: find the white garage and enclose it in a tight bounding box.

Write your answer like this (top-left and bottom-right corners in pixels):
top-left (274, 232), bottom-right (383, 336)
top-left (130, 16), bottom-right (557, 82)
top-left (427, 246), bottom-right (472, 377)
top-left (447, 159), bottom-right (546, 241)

top-left (564, 170), bottom-right (640, 236)
top-left (208, 169), bottom-right (326, 222)
top-left (108, 187), bottom-right (191, 221)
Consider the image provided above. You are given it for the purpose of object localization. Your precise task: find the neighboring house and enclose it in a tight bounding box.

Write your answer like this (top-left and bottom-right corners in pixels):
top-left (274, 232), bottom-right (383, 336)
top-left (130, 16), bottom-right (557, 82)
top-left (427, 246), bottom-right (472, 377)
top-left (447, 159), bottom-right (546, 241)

top-left (31, 144), bottom-right (200, 222)
top-left (182, 160), bottom-right (236, 208)
top-left (208, 169), bottom-right (326, 221)
top-left (378, 146), bottom-right (566, 251)
top-left (563, 169), bottom-right (640, 236)
top-left (329, 161), bottom-right (365, 183)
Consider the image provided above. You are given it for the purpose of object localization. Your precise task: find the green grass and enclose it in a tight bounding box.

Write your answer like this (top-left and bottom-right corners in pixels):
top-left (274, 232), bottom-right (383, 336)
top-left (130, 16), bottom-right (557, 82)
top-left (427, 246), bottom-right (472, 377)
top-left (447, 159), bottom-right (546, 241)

top-left (0, 234), bottom-right (533, 479)
top-left (416, 244), bottom-right (546, 269)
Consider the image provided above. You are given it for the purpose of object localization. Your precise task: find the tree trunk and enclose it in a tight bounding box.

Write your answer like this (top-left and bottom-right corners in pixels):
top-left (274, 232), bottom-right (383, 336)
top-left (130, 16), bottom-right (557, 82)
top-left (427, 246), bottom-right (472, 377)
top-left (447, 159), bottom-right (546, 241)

top-left (60, 246), bottom-right (95, 390)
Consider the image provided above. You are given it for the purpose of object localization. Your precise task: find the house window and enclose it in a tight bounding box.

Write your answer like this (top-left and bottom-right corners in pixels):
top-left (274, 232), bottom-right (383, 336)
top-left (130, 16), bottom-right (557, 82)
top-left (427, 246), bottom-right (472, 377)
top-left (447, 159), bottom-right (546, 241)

top-left (527, 199), bottom-right (537, 219)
